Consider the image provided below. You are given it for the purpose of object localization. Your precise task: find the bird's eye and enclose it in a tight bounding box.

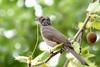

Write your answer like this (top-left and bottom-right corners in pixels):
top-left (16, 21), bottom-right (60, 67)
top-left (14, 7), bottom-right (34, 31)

top-left (41, 18), bottom-right (45, 22)
top-left (38, 16), bottom-right (44, 22)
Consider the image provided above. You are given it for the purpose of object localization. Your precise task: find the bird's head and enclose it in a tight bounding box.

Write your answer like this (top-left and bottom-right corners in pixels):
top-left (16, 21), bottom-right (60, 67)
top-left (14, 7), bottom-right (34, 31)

top-left (36, 16), bottom-right (51, 26)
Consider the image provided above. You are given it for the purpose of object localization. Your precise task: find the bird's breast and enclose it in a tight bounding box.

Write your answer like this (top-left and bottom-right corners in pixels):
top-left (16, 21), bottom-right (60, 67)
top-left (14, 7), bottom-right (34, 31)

top-left (41, 33), bottom-right (57, 47)
top-left (40, 27), bottom-right (57, 47)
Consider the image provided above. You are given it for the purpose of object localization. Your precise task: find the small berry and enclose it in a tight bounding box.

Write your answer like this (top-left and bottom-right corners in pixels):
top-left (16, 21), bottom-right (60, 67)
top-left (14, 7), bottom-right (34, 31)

top-left (86, 32), bottom-right (97, 44)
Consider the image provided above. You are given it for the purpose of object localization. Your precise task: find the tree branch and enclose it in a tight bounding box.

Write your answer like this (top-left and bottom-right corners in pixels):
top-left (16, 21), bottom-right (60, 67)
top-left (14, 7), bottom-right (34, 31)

top-left (72, 13), bottom-right (91, 42)
top-left (32, 49), bottom-right (62, 67)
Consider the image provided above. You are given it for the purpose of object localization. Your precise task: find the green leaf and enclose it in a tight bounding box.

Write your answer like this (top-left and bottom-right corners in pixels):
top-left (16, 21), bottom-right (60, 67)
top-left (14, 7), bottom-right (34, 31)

top-left (15, 56), bottom-right (28, 63)
top-left (31, 51), bottom-right (50, 65)
top-left (72, 42), bottom-right (80, 53)
top-left (78, 22), bottom-right (92, 29)
top-left (93, 22), bottom-right (100, 30)
top-left (51, 43), bottom-right (63, 52)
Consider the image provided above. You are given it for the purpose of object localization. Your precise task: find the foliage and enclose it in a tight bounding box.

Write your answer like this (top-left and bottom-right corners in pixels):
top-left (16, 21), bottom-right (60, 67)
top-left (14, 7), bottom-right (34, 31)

top-left (0, 0), bottom-right (100, 67)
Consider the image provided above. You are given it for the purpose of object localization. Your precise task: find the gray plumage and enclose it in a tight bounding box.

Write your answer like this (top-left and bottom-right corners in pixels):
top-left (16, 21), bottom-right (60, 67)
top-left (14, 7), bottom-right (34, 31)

top-left (41, 26), bottom-right (67, 47)
top-left (37, 16), bottom-right (88, 65)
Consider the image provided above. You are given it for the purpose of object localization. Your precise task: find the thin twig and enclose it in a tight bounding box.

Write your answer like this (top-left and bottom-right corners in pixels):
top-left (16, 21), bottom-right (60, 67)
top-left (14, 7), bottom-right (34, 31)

top-left (28, 63), bottom-right (31, 67)
top-left (31, 24), bottom-right (39, 57)
top-left (79, 32), bottom-right (83, 54)
top-left (72, 13), bottom-right (91, 42)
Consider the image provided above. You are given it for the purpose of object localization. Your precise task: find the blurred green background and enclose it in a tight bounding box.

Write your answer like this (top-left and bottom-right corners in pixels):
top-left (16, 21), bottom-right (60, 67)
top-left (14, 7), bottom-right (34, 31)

top-left (0, 0), bottom-right (100, 67)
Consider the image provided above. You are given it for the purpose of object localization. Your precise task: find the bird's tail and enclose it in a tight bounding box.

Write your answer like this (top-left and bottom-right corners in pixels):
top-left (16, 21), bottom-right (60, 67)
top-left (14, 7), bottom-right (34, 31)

top-left (63, 46), bottom-right (88, 66)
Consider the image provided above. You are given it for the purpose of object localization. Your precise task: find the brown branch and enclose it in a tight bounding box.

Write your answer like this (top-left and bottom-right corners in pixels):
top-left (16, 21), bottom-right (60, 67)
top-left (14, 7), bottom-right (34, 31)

top-left (72, 13), bottom-right (91, 42)
top-left (79, 32), bottom-right (83, 54)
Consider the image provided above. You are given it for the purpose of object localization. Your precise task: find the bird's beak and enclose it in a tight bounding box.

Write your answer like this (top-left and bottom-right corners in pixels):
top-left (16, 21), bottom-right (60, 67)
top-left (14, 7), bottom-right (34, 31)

top-left (34, 17), bottom-right (40, 25)
top-left (35, 17), bottom-right (38, 21)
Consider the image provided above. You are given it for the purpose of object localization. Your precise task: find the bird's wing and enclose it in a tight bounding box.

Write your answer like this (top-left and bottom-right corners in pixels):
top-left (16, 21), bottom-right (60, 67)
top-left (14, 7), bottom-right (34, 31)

top-left (41, 26), bottom-right (67, 44)
top-left (41, 26), bottom-right (88, 65)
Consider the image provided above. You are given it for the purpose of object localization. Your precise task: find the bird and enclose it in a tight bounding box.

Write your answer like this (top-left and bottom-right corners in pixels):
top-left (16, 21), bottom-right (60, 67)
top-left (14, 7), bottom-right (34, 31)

top-left (36, 16), bottom-right (88, 66)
